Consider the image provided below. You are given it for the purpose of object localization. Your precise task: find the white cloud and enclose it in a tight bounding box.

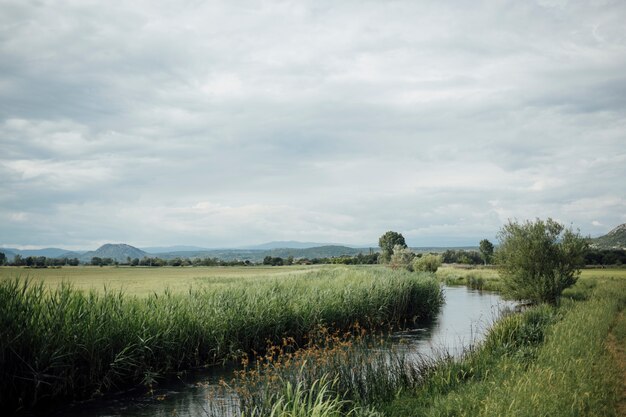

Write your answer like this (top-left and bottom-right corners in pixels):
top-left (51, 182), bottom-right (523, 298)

top-left (0, 0), bottom-right (625, 248)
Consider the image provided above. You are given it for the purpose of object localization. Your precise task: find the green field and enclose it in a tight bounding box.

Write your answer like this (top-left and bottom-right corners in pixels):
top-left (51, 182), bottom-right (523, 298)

top-left (0, 266), bottom-right (442, 414)
top-left (0, 264), bottom-right (341, 295)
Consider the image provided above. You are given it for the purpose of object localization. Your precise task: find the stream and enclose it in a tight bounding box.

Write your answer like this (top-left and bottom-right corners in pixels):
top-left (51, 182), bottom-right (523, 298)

top-left (50, 285), bottom-right (514, 417)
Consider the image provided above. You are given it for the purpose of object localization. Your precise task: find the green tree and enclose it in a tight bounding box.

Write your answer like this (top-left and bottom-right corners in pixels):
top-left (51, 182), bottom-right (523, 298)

top-left (0, 252), bottom-right (6, 265)
top-left (413, 253), bottom-right (442, 273)
top-left (495, 218), bottom-right (587, 305)
top-left (378, 231), bottom-right (407, 263)
top-left (479, 239), bottom-right (494, 265)
top-left (389, 245), bottom-right (415, 271)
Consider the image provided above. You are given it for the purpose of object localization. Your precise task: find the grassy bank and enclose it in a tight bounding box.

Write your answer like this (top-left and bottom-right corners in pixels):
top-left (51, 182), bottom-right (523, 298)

top-left (0, 268), bottom-right (442, 414)
top-left (227, 272), bottom-right (626, 417)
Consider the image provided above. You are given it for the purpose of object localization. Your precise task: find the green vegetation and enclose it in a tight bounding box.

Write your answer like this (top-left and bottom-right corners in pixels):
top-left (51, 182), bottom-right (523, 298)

top-left (413, 254), bottom-right (443, 273)
top-left (383, 276), bottom-right (625, 417)
top-left (378, 231), bottom-right (407, 263)
top-left (478, 239), bottom-right (494, 265)
top-left (591, 223), bottom-right (626, 249)
top-left (436, 266), bottom-right (502, 291)
top-left (0, 268), bottom-right (442, 413)
top-left (225, 272), bottom-right (625, 417)
top-left (496, 218), bottom-right (588, 304)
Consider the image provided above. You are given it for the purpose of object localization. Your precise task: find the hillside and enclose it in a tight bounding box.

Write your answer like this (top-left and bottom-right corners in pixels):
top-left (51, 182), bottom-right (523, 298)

top-left (79, 244), bottom-right (148, 263)
top-left (591, 223), bottom-right (626, 249)
top-left (154, 245), bottom-right (371, 262)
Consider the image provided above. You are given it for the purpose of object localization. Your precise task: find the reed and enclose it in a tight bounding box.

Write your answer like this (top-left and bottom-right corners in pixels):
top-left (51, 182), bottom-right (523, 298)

top-left (0, 268), bottom-right (442, 413)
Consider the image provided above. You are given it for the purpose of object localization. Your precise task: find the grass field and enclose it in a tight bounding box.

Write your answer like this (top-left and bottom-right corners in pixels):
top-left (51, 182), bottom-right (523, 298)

top-left (0, 266), bottom-right (442, 414)
top-left (0, 264), bottom-right (342, 295)
top-left (436, 265), bottom-right (626, 292)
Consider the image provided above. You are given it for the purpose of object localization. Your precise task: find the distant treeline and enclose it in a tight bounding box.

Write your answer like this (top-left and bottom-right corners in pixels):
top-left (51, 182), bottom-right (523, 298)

top-left (1, 248), bottom-right (623, 267)
top-left (584, 249), bottom-right (626, 266)
top-left (441, 249), bottom-right (484, 265)
top-left (0, 252), bottom-right (380, 267)
top-left (0, 254), bottom-right (80, 267)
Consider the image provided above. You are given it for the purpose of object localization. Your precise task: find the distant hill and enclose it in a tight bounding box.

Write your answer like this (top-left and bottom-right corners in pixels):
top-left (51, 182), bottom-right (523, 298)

top-left (591, 224), bottom-right (626, 249)
top-left (244, 241), bottom-right (355, 250)
top-left (0, 247), bottom-right (75, 261)
top-left (0, 248), bottom-right (17, 261)
top-left (153, 245), bottom-right (371, 262)
top-left (79, 244), bottom-right (148, 263)
top-left (140, 245), bottom-right (211, 254)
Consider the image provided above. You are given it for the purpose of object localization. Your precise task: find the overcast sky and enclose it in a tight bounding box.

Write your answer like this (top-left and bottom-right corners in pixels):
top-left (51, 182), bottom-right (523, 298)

top-left (1, 0), bottom-right (625, 250)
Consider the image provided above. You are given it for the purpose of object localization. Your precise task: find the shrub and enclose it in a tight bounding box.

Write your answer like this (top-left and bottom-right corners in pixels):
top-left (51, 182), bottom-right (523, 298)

top-left (413, 254), bottom-right (442, 273)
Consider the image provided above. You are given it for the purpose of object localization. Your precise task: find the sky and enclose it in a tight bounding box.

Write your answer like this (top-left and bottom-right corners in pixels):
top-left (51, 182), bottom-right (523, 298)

top-left (1, 0), bottom-right (625, 250)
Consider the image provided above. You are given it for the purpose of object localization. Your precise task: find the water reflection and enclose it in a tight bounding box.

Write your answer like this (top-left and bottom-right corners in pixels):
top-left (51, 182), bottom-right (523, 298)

top-left (51, 285), bottom-right (513, 417)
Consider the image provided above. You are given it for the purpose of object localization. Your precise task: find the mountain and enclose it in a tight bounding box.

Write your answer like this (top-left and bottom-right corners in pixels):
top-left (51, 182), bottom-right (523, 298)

top-left (0, 247), bottom-right (76, 260)
top-left (153, 245), bottom-right (371, 262)
top-left (140, 245), bottom-right (211, 254)
top-left (79, 243), bottom-right (148, 263)
top-left (591, 224), bottom-right (626, 249)
top-left (0, 248), bottom-right (17, 261)
top-left (244, 241), bottom-right (355, 250)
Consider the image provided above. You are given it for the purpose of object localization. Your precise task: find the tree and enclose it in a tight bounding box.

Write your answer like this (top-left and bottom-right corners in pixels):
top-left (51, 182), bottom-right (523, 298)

top-left (479, 239), bottom-right (494, 265)
top-left (389, 245), bottom-right (415, 271)
top-left (495, 218), bottom-right (587, 305)
top-left (0, 252), bottom-right (6, 266)
top-left (413, 253), bottom-right (442, 273)
top-left (379, 231), bottom-right (407, 263)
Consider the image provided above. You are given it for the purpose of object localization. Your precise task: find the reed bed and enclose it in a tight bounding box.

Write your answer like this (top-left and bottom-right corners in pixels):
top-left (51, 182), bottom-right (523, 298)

top-left (213, 325), bottom-right (425, 417)
top-left (0, 268), bottom-right (442, 413)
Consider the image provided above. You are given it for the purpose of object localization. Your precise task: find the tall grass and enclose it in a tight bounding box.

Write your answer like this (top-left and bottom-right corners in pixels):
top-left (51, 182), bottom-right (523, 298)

top-left (0, 268), bottom-right (442, 413)
top-left (218, 325), bottom-right (427, 416)
top-left (383, 278), bottom-right (626, 417)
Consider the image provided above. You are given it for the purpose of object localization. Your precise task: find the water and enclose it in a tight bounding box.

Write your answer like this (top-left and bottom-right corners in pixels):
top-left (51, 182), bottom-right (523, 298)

top-left (50, 286), bottom-right (513, 417)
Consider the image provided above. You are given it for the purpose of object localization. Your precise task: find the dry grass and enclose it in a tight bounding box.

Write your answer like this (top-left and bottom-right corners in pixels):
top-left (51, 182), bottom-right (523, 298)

top-left (0, 264), bottom-right (340, 296)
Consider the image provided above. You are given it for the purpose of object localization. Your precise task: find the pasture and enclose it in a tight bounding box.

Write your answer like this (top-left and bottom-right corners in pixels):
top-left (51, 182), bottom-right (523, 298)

top-left (0, 264), bottom-right (342, 295)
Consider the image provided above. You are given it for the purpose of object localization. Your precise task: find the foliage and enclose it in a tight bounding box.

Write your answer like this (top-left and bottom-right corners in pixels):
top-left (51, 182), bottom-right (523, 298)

top-left (384, 279), bottom-right (625, 417)
top-left (441, 249), bottom-right (482, 265)
top-left (378, 231), bottom-right (407, 263)
top-left (221, 325), bottom-right (424, 417)
top-left (478, 239), bottom-right (494, 265)
top-left (413, 254), bottom-right (443, 273)
top-left (264, 256), bottom-right (285, 266)
top-left (0, 269), bottom-right (442, 413)
top-left (584, 248), bottom-right (626, 266)
top-left (495, 218), bottom-right (588, 304)
top-left (389, 245), bottom-right (415, 271)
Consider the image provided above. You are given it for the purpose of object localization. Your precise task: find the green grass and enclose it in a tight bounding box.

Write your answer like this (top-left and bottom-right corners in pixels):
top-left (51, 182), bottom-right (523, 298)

top-left (0, 267), bottom-right (442, 414)
top-left (232, 270), bottom-right (626, 417)
top-left (436, 266), bottom-right (502, 291)
top-left (381, 277), bottom-right (626, 417)
top-left (0, 264), bottom-right (333, 296)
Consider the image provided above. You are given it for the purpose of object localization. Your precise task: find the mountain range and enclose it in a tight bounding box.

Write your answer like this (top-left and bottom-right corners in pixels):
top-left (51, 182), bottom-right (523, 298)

top-left (590, 223), bottom-right (626, 249)
top-left (2, 223), bottom-right (624, 263)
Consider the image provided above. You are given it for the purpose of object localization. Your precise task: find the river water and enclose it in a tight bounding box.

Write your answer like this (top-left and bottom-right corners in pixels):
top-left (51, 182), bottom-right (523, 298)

top-left (51, 286), bottom-right (513, 417)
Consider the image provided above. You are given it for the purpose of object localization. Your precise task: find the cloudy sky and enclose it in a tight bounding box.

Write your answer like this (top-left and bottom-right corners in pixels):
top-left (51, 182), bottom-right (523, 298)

top-left (1, 0), bottom-right (625, 250)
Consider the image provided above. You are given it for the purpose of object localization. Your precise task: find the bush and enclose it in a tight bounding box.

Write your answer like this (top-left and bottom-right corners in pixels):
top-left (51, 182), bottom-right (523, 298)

top-left (495, 218), bottom-right (587, 304)
top-left (412, 254), bottom-right (442, 273)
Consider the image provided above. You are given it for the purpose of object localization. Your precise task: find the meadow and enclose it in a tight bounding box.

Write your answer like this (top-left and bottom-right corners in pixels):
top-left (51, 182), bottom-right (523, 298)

top-left (0, 264), bottom-right (331, 295)
top-left (0, 266), bottom-right (442, 414)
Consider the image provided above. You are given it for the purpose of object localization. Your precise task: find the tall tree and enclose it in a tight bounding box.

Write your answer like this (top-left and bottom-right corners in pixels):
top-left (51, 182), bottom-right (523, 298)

top-left (378, 231), bottom-right (407, 263)
top-left (479, 239), bottom-right (494, 265)
top-left (495, 218), bottom-right (587, 304)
